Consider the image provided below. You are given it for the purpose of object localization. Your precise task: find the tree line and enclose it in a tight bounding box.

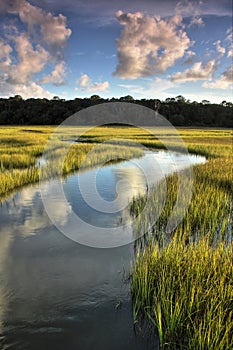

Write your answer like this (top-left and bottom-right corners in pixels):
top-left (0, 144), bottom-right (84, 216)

top-left (0, 94), bottom-right (232, 127)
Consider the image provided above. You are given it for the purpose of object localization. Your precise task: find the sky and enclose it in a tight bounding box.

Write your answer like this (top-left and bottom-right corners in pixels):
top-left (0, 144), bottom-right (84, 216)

top-left (0, 0), bottom-right (232, 103)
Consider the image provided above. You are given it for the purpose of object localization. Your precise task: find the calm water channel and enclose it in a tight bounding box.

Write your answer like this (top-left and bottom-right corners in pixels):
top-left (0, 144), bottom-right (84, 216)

top-left (0, 150), bottom-right (205, 350)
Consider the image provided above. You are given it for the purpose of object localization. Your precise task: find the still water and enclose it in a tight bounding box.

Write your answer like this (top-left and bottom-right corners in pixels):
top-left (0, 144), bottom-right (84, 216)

top-left (0, 151), bottom-right (205, 350)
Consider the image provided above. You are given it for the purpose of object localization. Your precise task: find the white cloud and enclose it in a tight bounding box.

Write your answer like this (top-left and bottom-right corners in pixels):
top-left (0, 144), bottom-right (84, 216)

top-left (225, 27), bottom-right (232, 43)
top-left (119, 76), bottom-right (233, 103)
top-left (114, 11), bottom-right (191, 79)
top-left (88, 81), bottom-right (110, 92)
top-left (119, 77), bottom-right (178, 100)
top-left (203, 80), bottom-right (230, 90)
top-left (224, 28), bottom-right (233, 58)
top-left (227, 47), bottom-right (233, 58)
top-left (0, 79), bottom-right (54, 99)
top-left (220, 65), bottom-right (232, 81)
top-left (189, 16), bottom-right (204, 27)
top-left (175, 0), bottom-right (203, 16)
top-left (215, 40), bottom-right (226, 56)
top-left (182, 50), bottom-right (196, 65)
top-left (76, 73), bottom-right (110, 92)
top-left (0, 39), bottom-right (12, 69)
top-left (171, 59), bottom-right (217, 82)
top-left (79, 74), bottom-right (91, 88)
top-left (39, 61), bottom-right (66, 86)
top-left (177, 2), bottom-right (204, 30)
top-left (203, 64), bottom-right (233, 89)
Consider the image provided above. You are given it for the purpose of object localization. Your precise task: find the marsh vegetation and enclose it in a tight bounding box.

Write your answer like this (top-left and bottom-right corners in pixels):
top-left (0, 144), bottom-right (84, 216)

top-left (0, 126), bottom-right (232, 349)
top-left (129, 129), bottom-right (232, 349)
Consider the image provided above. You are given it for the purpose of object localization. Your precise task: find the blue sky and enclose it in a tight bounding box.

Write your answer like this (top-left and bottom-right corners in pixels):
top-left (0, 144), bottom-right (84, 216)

top-left (0, 0), bottom-right (232, 102)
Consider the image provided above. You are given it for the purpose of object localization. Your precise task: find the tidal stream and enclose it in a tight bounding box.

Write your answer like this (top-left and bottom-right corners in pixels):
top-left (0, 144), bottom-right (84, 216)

top-left (0, 150), bottom-right (205, 350)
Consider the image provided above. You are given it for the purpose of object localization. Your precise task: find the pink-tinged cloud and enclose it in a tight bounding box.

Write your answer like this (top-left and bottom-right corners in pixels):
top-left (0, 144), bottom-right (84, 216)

top-left (79, 74), bottom-right (91, 88)
top-left (203, 64), bottom-right (233, 89)
top-left (188, 16), bottom-right (204, 27)
top-left (0, 39), bottom-right (12, 69)
top-left (4, 34), bottom-right (49, 84)
top-left (0, 0), bottom-right (72, 49)
top-left (0, 80), bottom-right (54, 99)
top-left (0, 34), bottom-right (49, 85)
top-left (0, 0), bottom-right (72, 96)
top-left (227, 48), bottom-right (233, 58)
top-left (39, 61), bottom-right (66, 86)
top-left (225, 27), bottom-right (232, 42)
top-left (171, 59), bottom-right (217, 82)
top-left (182, 50), bottom-right (196, 65)
top-left (225, 28), bottom-right (233, 58)
top-left (175, 0), bottom-right (202, 16)
top-left (77, 74), bottom-right (110, 92)
top-left (113, 11), bottom-right (191, 79)
top-left (215, 40), bottom-right (226, 56)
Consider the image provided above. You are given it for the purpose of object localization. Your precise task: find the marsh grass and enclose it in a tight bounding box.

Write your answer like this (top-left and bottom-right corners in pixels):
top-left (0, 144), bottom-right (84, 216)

top-left (0, 126), bottom-right (144, 198)
top-left (129, 128), bottom-right (232, 349)
top-left (131, 161), bottom-right (232, 246)
top-left (132, 236), bottom-right (233, 350)
top-left (0, 126), bottom-right (232, 348)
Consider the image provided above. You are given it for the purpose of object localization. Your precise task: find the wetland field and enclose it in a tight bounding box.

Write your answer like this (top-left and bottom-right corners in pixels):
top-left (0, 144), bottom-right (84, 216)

top-left (0, 126), bottom-right (232, 350)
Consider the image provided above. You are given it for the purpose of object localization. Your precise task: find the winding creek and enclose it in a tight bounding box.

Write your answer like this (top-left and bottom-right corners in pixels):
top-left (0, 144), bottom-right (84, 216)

top-left (0, 150), bottom-right (205, 350)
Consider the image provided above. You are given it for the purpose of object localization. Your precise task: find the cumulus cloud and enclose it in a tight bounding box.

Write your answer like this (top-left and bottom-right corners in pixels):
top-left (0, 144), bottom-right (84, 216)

top-left (0, 0), bottom-right (72, 50)
top-left (39, 61), bottom-right (66, 86)
top-left (5, 34), bottom-right (50, 84)
top-left (171, 59), bottom-right (217, 82)
top-left (0, 79), bottom-right (54, 99)
top-left (76, 74), bottom-right (110, 92)
top-left (203, 64), bottom-right (233, 89)
top-left (0, 0), bottom-right (72, 97)
top-left (114, 11), bottom-right (191, 79)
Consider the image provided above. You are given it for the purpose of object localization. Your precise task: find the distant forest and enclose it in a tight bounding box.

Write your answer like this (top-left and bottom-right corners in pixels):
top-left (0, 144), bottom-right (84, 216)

top-left (0, 94), bottom-right (232, 127)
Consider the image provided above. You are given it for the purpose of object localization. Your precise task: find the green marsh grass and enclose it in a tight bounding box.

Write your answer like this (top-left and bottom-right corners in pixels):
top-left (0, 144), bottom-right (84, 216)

top-left (132, 236), bottom-right (233, 349)
top-left (129, 128), bottom-right (232, 349)
top-left (0, 126), bottom-right (144, 198)
top-left (0, 126), bottom-right (232, 348)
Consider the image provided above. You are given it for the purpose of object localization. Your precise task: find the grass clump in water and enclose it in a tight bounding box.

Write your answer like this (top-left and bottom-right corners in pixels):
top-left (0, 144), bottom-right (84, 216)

top-left (132, 236), bottom-right (233, 349)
